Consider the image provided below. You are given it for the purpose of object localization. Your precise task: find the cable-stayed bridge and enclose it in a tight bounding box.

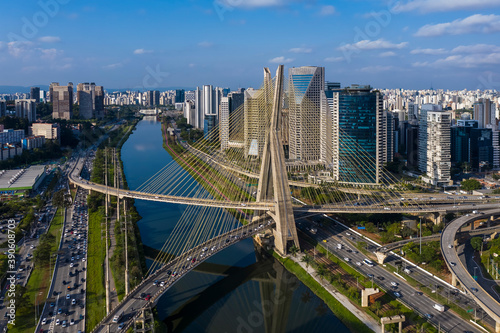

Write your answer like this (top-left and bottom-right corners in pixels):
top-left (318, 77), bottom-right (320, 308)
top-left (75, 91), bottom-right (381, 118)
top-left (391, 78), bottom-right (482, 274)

top-left (69, 66), bottom-right (500, 332)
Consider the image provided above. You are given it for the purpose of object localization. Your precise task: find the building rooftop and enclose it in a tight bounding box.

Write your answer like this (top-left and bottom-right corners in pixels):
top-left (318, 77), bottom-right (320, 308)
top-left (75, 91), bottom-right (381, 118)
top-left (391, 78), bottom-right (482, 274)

top-left (0, 165), bottom-right (45, 190)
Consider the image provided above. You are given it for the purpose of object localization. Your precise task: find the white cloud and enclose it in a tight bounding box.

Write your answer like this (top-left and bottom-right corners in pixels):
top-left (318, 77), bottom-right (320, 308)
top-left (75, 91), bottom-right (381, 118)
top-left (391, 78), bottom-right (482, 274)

top-left (133, 48), bottom-right (153, 55)
top-left (360, 65), bottom-right (394, 73)
top-left (451, 44), bottom-right (500, 54)
top-left (412, 53), bottom-right (500, 68)
top-left (7, 41), bottom-right (34, 58)
top-left (319, 5), bottom-right (335, 16)
top-left (216, 0), bottom-right (288, 9)
top-left (393, 0), bottom-right (500, 13)
top-left (324, 56), bottom-right (344, 62)
top-left (415, 14), bottom-right (500, 37)
top-left (103, 63), bottom-right (124, 70)
top-left (269, 56), bottom-right (293, 64)
top-left (188, 63), bottom-right (196, 68)
top-left (289, 47), bottom-right (312, 53)
top-left (380, 51), bottom-right (396, 57)
top-left (198, 41), bottom-right (214, 48)
top-left (38, 36), bottom-right (61, 43)
top-left (410, 48), bottom-right (447, 55)
top-left (39, 48), bottom-right (61, 60)
top-left (338, 39), bottom-right (408, 52)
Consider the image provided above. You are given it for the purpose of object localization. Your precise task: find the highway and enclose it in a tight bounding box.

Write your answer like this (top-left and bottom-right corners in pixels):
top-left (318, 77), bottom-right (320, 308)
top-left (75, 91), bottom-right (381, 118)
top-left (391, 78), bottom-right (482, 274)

top-left (299, 218), bottom-right (485, 333)
top-left (442, 209), bottom-right (500, 331)
top-left (36, 186), bottom-right (89, 332)
top-left (68, 154), bottom-right (500, 215)
top-left (91, 218), bottom-right (274, 333)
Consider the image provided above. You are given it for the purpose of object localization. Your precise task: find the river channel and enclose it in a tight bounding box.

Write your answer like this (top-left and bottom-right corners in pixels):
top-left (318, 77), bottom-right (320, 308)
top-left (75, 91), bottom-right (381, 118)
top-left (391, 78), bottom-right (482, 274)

top-left (120, 117), bottom-right (351, 333)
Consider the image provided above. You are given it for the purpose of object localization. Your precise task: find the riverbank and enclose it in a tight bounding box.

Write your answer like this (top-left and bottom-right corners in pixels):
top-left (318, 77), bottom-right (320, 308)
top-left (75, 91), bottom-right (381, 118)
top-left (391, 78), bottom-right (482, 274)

top-left (86, 119), bottom-right (147, 330)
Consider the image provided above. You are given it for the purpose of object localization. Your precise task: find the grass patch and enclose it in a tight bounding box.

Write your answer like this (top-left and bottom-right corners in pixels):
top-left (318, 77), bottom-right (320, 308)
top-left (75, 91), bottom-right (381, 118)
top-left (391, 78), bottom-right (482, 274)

top-left (273, 253), bottom-right (373, 333)
top-left (86, 208), bottom-right (106, 331)
top-left (8, 208), bottom-right (65, 333)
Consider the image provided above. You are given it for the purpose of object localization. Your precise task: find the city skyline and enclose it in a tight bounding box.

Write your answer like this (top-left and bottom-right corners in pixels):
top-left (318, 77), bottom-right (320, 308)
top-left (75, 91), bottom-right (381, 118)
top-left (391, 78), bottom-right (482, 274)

top-left (0, 0), bottom-right (499, 91)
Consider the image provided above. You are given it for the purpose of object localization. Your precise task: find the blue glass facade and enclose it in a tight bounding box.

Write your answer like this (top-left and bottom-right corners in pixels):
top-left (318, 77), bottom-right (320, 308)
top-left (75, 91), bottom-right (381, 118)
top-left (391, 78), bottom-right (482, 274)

top-left (204, 115), bottom-right (218, 140)
top-left (291, 74), bottom-right (314, 103)
top-left (337, 88), bottom-right (379, 183)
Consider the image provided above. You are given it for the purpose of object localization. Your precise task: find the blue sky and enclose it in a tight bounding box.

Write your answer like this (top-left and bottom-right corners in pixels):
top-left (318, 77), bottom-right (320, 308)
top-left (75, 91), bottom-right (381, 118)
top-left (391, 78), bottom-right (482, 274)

top-left (1, 0), bottom-right (500, 90)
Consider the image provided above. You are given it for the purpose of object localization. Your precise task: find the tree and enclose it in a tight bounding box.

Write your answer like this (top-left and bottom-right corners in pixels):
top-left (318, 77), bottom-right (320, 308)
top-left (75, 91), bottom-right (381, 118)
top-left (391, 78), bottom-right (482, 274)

top-left (289, 245), bottom-right (299, 257)
top-left (316, 263), bottom-right (327, 282)
top-left (301, 254), bottom-right (313, 269)
top-left (460, 179), bottom-right (481, 192)
top-left (52, 189), bottom-right (71, 217)
top-left (471, 237), bottom-right (483, 252)
top-left (373, 301), bottom-right (382, 316)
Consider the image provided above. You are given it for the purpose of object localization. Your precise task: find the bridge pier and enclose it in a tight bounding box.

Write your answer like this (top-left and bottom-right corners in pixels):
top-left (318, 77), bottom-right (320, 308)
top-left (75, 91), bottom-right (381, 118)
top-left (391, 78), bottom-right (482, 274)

top-left (496, 320), bottom-right (500, 333)
top-left (430, 212), bottom-right (445, 225)
top-left (375, 251), bottom-right (388, 265)
top-left (451, 273), bottom-right (458, 287)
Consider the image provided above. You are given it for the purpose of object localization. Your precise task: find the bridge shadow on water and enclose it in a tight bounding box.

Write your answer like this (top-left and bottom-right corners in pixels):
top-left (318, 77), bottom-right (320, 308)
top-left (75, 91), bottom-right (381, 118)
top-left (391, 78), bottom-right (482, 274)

top-left (158, 244), bottom-right (350, 333)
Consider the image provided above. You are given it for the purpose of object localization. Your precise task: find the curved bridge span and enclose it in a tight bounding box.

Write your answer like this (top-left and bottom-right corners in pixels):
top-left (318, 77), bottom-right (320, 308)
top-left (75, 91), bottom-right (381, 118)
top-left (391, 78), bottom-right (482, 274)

top-left (91, 218), bottom-right (274, 333)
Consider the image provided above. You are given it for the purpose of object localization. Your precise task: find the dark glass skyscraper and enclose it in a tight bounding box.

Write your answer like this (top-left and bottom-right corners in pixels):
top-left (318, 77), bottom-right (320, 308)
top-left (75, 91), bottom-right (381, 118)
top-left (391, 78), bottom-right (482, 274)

top-left (321, 85), bottom-right (385, 184)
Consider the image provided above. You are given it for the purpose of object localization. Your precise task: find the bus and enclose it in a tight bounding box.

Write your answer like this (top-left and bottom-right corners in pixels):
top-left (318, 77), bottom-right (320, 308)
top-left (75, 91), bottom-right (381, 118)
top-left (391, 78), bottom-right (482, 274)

top-left (363, 259), bottom-right (374, 267)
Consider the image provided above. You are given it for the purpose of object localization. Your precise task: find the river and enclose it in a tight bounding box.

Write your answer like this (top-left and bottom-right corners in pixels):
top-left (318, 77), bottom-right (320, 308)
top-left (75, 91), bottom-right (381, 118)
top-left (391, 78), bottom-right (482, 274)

top-left (120, 117), bottom-right (351, 333)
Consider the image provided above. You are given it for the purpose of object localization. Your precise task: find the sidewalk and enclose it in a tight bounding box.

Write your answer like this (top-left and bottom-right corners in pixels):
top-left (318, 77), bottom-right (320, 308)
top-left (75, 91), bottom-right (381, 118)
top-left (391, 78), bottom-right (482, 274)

top-left (290, 254), bottom-right (381, 333)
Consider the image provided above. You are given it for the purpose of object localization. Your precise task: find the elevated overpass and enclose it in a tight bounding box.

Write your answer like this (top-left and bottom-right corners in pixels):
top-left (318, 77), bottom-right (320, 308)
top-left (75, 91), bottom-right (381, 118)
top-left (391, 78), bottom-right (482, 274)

top-left (91, 218), bottom-right (274, 333)
top-left (441, 209), bottom-right (500, 332)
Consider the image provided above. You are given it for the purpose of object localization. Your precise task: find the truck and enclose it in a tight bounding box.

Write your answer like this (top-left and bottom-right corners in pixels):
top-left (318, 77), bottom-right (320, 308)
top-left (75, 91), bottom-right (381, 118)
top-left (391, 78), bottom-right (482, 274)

top-left (112, 312), bottom-right (124, 323)
top-left (433, 303), bottom-right (445, 312)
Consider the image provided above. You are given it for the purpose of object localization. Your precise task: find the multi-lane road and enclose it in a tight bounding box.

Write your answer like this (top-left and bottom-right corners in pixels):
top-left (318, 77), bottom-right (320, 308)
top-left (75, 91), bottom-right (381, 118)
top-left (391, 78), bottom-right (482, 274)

top-left (36, 186), bottom-right (89, 333)
top-left (300, 217), bottom-right (485, 333)
top-left (442, 209), bottom-right (500, 331)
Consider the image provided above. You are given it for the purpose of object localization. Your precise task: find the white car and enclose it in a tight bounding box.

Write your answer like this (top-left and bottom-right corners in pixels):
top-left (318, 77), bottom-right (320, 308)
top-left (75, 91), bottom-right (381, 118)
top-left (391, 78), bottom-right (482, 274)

top-left (390, 281), bottom-right (398, 287)
top-left (55, 319), bottom-right (60, 325)
top-left (42, 318), bottom-right (47, 325)
top-left (344, 257), bottom-right (350, 262)
top-left (448, 244), bottom-right (453, 249)
top-left (356, 262), bottom-right (362, 266)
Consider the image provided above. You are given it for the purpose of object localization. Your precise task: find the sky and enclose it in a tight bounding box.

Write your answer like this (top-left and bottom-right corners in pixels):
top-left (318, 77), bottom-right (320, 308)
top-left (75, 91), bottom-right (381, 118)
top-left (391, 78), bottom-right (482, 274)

top-left (1, 0), bottom-right (500, 91)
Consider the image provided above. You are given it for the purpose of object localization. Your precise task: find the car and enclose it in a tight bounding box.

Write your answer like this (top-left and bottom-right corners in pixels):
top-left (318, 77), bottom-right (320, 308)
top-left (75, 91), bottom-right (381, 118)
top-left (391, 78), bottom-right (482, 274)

top-left (450, 262), bottom-right (456, 267)
top-left (344, 257), bottom-right (350, 262)
top-left (145, 294), bottom-right (151, 301)
top-left (187, 256), bottom-right (192, 261)
top-left (72, 298), bottom-right (76, 305)
top-left (70, 263), bottom-right (74, 268)
top-left (160, 281), bottom-right (165, 287)
top-left (42, 318), bottom-right (47, 325)
top-left (82, 257), bottom-right (86, 262)
top-left (58, 308), bottom-right (62, 314)
top-left (140, 293), bottom-right (146, 298)
top-left (118, 323), bottom-right (125, 330)
top-left (346, 232), bottom-right (351, 236)
top-left (66, 294), bottom-right (70, 299)
top-left (367, 274), bottom-right (374, 278)
top-left (424, 313), bottom-right (433, 319)
top-left (202, 247), bottom-right (208, 252)
top-left (356, 262), bottom-right (362, 266)
top-left (62, 320), bottom-right (67, 327)
top-left (70, 318), bottom-right (75, 325)
top-left (377, 276), bottom-right (385, 281)
top-left (390, 281), bottom-right (398, 287)
top-left (55, 319), bottom-right (60, 325)
top-left (50, 302), bottom-right (55, 307)
top-left (448, 244), bottom-right (453, 249)
top-left (393, 291), bottom-right (401, 298)
top-left (153, 280), bottom-right (159, 286)
top-left (471, 288), bottom-right (478, 292)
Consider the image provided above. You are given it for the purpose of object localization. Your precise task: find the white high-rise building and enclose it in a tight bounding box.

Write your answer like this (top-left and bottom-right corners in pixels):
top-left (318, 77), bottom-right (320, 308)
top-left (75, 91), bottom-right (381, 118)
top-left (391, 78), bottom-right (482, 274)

top-left (220, 97), bottom-right (230, 150)
top-left (15, 99), bottom-right (37, 122)
top-left (474, 98), bottom-right (496, 128)
top-left (288, 66), bottom-right (325, 162)
top-left (424, 110), bottom-right (451, 186)
top-left (418, 104), bottom-right (442, 173)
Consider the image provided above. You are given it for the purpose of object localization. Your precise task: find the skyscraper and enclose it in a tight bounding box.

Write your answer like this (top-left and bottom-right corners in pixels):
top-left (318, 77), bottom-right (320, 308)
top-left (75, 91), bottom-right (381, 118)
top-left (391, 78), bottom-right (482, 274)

top-left (30, 87), bottom-right (40, 104)
top-left (418, 104), bottom-right (442, 173)
top-left (424, 110), bottom-right (451, 186)
top-left (203, 85), bottom-right (219, 139)
top-left (321, 85), bottom-right (386, 184)
top-left (474, 98), bottom-right (496, 128)
top-left (175, 89), bottom-right (185, 103)
top-left (15, 99), bottom-right (37, 122)
top-left (50, 82), bottom-right (73, 120)
top-left (0, 100), bottom-right (6, 117)
top-left (288, 66), bottom-right (325, 161)
top-left (77, 82), bottom-right (105, 119)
